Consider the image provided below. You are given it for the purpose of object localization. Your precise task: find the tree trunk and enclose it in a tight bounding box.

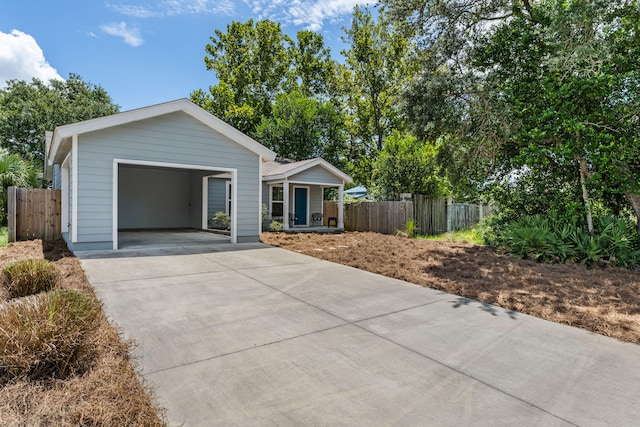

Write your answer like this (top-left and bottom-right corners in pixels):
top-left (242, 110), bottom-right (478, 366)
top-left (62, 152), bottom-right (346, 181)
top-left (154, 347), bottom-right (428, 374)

top-left (579, 158), bottom-right (594, 235)
top-left (624, 191), bottom-right (640, 235)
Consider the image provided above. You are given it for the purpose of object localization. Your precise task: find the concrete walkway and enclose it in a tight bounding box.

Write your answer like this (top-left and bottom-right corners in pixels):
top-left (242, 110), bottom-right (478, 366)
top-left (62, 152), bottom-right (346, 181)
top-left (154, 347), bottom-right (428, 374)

top-left (78, 244), bottom-right (640, 426)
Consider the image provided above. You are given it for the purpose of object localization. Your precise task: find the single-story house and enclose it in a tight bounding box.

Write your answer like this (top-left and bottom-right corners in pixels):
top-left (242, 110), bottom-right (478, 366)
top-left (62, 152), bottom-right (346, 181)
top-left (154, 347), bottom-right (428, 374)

top-left (45, 98), bottom-right (351, 251)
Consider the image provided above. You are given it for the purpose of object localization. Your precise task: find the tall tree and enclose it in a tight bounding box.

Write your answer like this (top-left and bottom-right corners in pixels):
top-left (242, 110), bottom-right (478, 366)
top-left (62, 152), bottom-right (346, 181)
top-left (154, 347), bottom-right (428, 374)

top-left (289, 30), bottom-right (337, 99)
top-left (383, 0), bottom-right (640, 229)
top-left (0, 74), bottom-right (119, 172)
top-left (192, 19), bottom-right (294, 136)
top-left (255, 91), bottom-right (347, 167)
top-left (372, 132), bottom-right (448, 200)
top-left (340, 6), bottom-right (414, 160)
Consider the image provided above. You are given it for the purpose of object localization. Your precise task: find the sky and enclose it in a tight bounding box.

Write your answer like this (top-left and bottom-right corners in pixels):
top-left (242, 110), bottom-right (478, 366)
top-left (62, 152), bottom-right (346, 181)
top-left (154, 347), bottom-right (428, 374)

top-left (0, 0), bottom-right (370, 111)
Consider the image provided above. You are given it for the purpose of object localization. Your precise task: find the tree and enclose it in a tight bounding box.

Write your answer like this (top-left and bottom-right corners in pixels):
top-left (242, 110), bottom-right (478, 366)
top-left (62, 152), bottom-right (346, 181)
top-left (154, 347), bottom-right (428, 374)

top-left (289, 30), bottom-right (337, 99)
top-left (0, 152), bottom-right (39, 224)
top-left (371, 131), bottom-right (448, 200)
top-left (382, 0), bottom-right (640, 230)
top-left (255, 91), bottom-right (347, 167)
top-left (192, 19), bottom-right (294, 136)
top-left (0, 74), bottom-right (119, 174)
top-left (340, 5), bottom-right (414, 176)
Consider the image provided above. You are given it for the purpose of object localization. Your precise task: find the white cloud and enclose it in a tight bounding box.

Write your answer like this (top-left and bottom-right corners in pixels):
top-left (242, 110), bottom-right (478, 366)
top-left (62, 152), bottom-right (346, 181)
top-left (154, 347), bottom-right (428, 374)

top-left (87, 31), bottom-right (98, 38)
top-left (101, 22), bottom-right (144, 47)
top-left (108, 0), bottom-right (235, 18)
top-left (246, 0), bottom-right (368, 31)
top-left (0, 30), bottom-right (63, 88)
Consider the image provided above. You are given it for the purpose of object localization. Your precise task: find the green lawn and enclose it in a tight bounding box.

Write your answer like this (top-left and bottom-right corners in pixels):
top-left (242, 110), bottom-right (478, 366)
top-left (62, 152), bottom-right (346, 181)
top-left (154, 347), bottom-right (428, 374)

top-left (418, 227), bottom-right (484, 245)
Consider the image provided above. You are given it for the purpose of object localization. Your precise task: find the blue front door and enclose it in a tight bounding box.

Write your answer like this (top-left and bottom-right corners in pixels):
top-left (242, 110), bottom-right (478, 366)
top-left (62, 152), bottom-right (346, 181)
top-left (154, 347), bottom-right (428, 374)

top-left (294, 187), bottom-right (308, 225)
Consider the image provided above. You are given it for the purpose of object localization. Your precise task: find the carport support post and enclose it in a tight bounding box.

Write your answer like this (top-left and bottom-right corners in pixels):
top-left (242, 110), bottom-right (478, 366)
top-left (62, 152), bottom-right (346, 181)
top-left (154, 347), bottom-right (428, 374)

top-left (338, 184), bottom-right (344, 229)
top-left (283, 180), bottom-right (290, 231)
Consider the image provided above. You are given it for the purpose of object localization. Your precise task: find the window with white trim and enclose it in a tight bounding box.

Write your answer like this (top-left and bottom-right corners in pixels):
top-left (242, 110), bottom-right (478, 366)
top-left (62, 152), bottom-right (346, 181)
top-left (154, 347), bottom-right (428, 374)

top-left (270, 186), bottom-right (283, 218)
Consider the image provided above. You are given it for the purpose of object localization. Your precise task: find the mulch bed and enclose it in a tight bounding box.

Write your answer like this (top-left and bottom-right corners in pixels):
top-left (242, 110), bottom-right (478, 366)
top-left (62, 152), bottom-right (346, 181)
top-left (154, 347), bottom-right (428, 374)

top-left (261, 231), bottom-right (640, 344)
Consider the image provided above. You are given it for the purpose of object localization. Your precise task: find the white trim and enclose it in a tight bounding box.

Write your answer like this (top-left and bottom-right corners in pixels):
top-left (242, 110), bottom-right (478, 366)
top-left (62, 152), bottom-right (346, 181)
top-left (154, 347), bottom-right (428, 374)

top-left (202, 177), bottom-right (209, 229)
top-left (225, 180), bottom-right (232, 217)
top-left (47, 98), bottom-right (276, 166)
top-left (258, 157), bottom-right (263, 235)
top-left (112, 161), bottom-right (118, 249)
top-left (231, 170), bottom-right (237, 244)
top-left (71, 135), bottom-right (78, 243)
top-left (283, 181), bottom-right (290, 231)
top-left (61, 154), bottom-right (70, 233)
top-left (112, 159), bottom-right (239, 247)
top-left (338, 184), bottom-right (345, 229)
top-left (262, 158), bottom-right (352, 183)
top-left (268, 184), bottom-right (284, 220)
top-left (292, 185), bottom-right (311, 226)
top-left (268, 180), bottom-right (344, 187)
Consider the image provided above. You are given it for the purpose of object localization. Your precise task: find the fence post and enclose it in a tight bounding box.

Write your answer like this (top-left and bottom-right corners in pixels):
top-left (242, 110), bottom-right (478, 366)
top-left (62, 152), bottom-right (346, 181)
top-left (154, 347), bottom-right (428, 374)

top-left (7, 186), bottom-right (16, 242)
top-left (446, 196), bottom-right (453, 232)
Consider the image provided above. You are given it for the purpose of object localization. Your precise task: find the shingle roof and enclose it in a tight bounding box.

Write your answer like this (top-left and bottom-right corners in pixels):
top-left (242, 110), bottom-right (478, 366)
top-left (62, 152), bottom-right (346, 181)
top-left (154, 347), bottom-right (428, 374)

top-left (261, 158), bottom-right (319, 177)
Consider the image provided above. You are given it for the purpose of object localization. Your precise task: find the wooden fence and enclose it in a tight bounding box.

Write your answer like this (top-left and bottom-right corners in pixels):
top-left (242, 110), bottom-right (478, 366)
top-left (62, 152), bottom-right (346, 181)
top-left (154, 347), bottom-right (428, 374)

top-left (413, 196), bottom-right (447, 235)
top-left (324, 196), bottom-right (495, 236)
top-left (323, 201), bottom-right (413, 234)
top-left (7, 187), bottom-right (62, 242)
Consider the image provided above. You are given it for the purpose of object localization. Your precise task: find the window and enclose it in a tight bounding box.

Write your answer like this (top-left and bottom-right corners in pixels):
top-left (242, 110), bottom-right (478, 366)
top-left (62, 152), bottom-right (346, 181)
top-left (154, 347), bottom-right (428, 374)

top-left (271, 186), bottom-right (283, 217)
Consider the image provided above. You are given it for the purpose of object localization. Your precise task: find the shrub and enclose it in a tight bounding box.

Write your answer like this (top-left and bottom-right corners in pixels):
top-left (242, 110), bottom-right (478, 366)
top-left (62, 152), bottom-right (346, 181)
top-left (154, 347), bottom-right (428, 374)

top-left (211, 211), bottom-right (230, 229)
top-left (2, 259), bottom-right (59, 299)
top-left (491, 211), bottom-right (640, 268)
top-left (0, 288), bottom-right (102, 382)
top-left (269, 220), bottom-right (283, 232)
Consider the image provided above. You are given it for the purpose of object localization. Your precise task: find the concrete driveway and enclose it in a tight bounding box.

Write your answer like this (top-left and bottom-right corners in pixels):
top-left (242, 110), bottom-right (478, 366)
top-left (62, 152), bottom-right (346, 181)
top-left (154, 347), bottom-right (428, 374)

top-left (78, 243), bottom-right (640, 426)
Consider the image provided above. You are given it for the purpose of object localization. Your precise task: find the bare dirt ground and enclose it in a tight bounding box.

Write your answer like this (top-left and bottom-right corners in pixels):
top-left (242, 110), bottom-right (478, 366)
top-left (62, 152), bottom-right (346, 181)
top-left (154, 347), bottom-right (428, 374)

top-left (261, 232), bottom-right (640, 345)
top-left (0, 239), bottom-right (166, 426)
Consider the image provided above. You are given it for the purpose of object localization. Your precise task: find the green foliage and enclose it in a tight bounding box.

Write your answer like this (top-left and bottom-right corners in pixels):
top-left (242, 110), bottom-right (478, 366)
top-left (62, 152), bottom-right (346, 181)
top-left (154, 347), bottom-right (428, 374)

top-left (491, 212), bottom-right (640, 268)
top-left (340, 6), bottom-right (415, 185)
top-left (2, 259), bottom-right (60, 299)
top-left (192, 19), bottom-right (339, 137)
top-left (255, 91), bottom-right (347, 167)
top-left (371, 131), bottom-right (448, 200)
top-left (0, 288), bottom-right (102, 382)
top-left (212, 211), bottom-right (230, 229)
top-left (382, 0), bottom-right (640, 226)
top-left (0, 227), bottom-right (7, 247)
top-left (421, 227), bottom-right (485, 245)
top-left (0, 152), bottom-right (40, 225)
top-left (269, 221), bottom-right (284, 232)
top-left (0, 75), bottom-right (119, 172)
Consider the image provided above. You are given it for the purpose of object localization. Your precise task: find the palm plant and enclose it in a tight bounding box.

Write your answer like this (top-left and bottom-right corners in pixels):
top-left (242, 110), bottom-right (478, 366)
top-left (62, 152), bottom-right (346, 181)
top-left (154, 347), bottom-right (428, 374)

top-left (0, 152), bottom-right (40, 224)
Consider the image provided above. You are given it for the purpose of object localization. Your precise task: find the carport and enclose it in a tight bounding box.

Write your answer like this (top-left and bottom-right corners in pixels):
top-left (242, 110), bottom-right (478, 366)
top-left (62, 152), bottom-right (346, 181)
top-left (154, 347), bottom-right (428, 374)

top-left (115, 159), bottom-right (237, 249)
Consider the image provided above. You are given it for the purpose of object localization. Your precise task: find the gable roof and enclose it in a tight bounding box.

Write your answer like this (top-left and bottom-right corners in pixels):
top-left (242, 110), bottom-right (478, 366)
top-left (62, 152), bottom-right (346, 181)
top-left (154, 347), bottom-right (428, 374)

top-left (46, 98), bottom-right (276, 169)
top-left (262, 157), bottom-right (352, 183)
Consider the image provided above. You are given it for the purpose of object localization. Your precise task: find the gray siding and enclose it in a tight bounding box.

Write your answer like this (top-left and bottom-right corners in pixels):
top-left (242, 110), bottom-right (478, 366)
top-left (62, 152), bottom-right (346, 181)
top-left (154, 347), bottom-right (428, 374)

top-left (208, 178), bottom-right (228, 219)
top-left (52, 164), bottom-right (62, 189)
top-left (290, 166), bottom-right (343, 185)
top-left (75, 111), bottom-right (261, 245)
top-left (309, 186), bottom-right (323, 216)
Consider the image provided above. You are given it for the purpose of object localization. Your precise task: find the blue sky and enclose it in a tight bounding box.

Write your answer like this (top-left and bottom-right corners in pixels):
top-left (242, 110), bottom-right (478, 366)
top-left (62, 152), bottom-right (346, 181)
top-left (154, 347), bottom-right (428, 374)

top-left (0, 0), bottom-right (369, 111)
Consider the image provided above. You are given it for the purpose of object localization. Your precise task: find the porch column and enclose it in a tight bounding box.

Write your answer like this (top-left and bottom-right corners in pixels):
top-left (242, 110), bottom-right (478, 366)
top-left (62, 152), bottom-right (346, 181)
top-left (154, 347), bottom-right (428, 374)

top-left (338, 184), bottom-right (344, 229)
top-left (283, 180), bottom-right (290, 230)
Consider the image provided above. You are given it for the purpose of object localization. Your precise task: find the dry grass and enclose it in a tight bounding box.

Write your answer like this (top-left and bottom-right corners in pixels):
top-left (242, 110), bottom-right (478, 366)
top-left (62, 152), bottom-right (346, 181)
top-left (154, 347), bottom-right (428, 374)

top-left (1, 259), bottom-right (60, 299)
top-left (0, 239), bottom-right (166, 426)
top-left (261, 231), bottom-right (640, 344)
top-left (0, 289), bottom-right (102, 382)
